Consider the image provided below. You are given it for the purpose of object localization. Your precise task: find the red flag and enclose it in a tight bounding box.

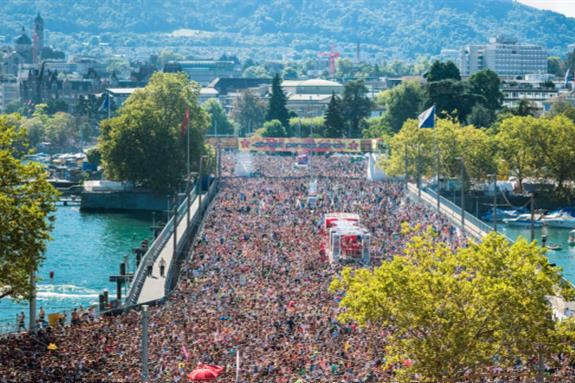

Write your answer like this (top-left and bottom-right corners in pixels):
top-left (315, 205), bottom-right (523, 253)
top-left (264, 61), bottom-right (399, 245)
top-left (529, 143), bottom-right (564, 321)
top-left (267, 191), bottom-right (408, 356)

top-left (181, 107), bottom-right (190, 138)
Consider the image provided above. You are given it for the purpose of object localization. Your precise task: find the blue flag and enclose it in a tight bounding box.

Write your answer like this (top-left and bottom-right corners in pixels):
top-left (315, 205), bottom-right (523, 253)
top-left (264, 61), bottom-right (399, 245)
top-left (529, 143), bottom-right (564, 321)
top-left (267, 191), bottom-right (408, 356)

top-left (418, 105), bottom-right (435, 128)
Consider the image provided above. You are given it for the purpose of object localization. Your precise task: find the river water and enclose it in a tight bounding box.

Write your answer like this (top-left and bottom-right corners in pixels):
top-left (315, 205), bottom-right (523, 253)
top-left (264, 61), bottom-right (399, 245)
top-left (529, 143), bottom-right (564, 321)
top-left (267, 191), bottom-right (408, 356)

top-left (500, 225), bottom-right (575, 284)
top-left (0, 206), bottom-right (153, 326)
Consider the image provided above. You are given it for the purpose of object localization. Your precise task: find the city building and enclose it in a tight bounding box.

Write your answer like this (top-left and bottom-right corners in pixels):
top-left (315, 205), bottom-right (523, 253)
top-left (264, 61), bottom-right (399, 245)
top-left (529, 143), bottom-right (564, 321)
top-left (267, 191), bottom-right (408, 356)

top-left (281, 79), bottom-right (343, 117)
top-left (0, 78), bottom-right (19, 113)
top-left (32, 13), bottom-right (44, 65)
top-left (459, 36), bottom-right (547, 77)
top-left (500, 78), bottom-right (559, 114)
top-left (439, 49), bottom-right (460, 66)
top-left (163, 59), bottom-right (241, 86)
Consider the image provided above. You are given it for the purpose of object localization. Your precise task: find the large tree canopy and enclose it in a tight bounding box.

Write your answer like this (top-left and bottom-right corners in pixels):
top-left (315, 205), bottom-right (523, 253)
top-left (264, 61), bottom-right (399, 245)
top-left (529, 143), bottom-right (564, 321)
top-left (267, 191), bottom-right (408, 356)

top-left (0, 117), bottom-right (58, 300)
top-left (99, 72), bottom-right (209, 193)
top-left (331, 229), bottom-right (575, 382)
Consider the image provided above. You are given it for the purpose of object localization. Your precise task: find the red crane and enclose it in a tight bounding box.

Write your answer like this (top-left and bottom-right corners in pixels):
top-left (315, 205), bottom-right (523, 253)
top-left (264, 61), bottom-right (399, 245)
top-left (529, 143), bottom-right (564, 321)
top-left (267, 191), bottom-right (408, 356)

top-left (318, 47), bottom-right (340, 78)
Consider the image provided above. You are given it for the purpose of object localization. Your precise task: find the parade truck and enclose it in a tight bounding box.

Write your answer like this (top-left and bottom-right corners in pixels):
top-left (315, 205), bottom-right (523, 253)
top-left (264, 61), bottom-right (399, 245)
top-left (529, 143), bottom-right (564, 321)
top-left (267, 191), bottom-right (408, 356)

top-left (321, 213), bottom-right (370, 265)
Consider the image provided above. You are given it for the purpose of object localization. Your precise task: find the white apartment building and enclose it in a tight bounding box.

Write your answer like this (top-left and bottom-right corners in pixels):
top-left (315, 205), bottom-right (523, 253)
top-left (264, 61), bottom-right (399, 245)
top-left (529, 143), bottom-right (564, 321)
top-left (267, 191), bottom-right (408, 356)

top-left (460, 36), bottom-right (547, 77)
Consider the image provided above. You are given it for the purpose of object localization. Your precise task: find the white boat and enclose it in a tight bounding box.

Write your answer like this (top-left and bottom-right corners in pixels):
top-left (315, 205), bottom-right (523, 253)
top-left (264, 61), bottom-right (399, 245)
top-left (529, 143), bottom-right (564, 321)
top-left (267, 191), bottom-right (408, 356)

top-left (503, 214), bottom-right (543, 227)
top-left (542, 212), bottom-right (575, 229)
top-left (568, 230), bottom-right (575, 246)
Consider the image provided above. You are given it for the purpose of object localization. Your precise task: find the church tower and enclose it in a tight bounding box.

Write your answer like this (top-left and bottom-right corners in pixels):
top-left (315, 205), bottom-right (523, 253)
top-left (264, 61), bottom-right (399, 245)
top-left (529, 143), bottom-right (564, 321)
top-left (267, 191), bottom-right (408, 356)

top-left (32, 13), bottom-right (44, 64)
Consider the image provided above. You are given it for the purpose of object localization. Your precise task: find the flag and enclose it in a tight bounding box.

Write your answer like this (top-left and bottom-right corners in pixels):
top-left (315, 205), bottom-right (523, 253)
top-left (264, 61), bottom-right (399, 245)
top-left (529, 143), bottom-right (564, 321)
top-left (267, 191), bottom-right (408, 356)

top-left (181, 107), bottom-right (190, 138)
top-left (181, 345), bottom-right (190, 360)
top-left (565, 67), bottom-right (572, 88)
top-left (418, 105), bottom-right (435, 128)
top-left (98, 93), bottom-right (109, 112)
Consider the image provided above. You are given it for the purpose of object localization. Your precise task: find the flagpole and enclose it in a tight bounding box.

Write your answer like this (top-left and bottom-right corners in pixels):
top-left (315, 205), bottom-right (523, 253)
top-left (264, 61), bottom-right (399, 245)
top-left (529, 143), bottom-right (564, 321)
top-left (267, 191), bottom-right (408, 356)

top-left (434, 106), bottom-right (440, 212)
top-left (235, 347), bottom-right (240, 383)
top-left (187, 115), bottom-right (190, 184)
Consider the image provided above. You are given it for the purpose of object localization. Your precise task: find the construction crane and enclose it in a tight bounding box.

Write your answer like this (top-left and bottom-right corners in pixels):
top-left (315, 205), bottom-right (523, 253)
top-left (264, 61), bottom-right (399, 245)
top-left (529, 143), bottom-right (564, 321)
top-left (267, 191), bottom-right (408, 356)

top-left (318, 47), bottom-right (340, 78)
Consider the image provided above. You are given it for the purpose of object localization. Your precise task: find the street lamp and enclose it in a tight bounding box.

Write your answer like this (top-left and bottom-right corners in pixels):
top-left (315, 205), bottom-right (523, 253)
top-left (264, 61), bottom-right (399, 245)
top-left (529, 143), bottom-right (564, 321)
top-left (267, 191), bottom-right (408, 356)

top-left (455, 157), bottom-right (465, 231)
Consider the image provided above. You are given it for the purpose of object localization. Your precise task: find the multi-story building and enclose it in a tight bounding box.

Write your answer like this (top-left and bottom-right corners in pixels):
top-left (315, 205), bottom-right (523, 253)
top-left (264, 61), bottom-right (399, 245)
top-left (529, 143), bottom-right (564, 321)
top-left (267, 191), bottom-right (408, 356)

top-left (459, 37), bottom-right (547, 77)
top-left (500, 77), bottom-right (559, 114)
top-left (281, 79), bottom-right (343, 118)
top-left (0, 78), bottom-right (19, 113)
top-left (163, 59), bottom-right (241, 86)
top-left (439, 49), bottom-right (460, 66)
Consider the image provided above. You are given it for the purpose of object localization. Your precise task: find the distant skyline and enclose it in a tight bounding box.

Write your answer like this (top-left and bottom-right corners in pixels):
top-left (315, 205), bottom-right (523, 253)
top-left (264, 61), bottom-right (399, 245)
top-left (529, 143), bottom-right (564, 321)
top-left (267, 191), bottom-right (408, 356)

top-left (516, 0), bottom-right (575, 18)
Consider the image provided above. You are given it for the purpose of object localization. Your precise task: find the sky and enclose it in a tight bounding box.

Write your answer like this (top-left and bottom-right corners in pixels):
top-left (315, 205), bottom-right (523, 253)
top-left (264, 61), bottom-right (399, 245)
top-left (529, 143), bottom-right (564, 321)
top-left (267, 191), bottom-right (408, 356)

top-left (516, 0), bottom-right (575, 17)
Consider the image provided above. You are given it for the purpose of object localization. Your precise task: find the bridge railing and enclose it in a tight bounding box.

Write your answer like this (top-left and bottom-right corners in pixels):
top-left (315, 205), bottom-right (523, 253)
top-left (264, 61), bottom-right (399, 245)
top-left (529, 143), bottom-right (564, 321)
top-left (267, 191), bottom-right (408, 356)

top-left (125, 182), bottom-right (199, 306)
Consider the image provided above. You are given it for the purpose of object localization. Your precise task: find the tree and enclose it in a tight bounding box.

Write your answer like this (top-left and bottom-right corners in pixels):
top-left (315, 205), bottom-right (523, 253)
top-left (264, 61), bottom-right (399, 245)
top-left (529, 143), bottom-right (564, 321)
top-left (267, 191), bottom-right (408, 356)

top-left (46, 99), bottom-right (69, 115)
top-left (266, 74), bottom-right (290, 133)
top-left (45, 112), bottom-right (77, 149)
top-left (289, 117), bottom-right (325, 138)
top-left (0, 117), bottom-right (58, 300)
top-left (362, 116), bottom-right (391, 139)
top-left (547, 56), bottom-right (564, 77)
top-left (378, 80), bottom-right (424, 133)
top-left (231, 90), bottom-right (267, 136)
top-left (548, 98), bottom-right (575, 123)
top-left (324, 93), bottom-right (345, 138)
top-left (426, 79), bottom-right (477, 121)
top-left (202, 99), bottom-right (236, 136)
top-left (529, 115), bottom-right (575, 191)
top-left (99, 72), bottom-right (209, 193)
top-left (510, 99), bottom-right (538, 117)
top-left (495, 116), bottom-right (538, 193)
top-left (383, 119), bottom-right (434, 179)
top-left (331, 229), bottom-right (575, 383)
top-left (467, 103), bottom-right (496, 128)
top-left (342, 80), bottom-right (371, 138)
top-left (424, 60), bottom-right (461, 82)
top-left (468, 70), bottom-right (503, 111)
top-left (261, 119), bottom-right (287, 137)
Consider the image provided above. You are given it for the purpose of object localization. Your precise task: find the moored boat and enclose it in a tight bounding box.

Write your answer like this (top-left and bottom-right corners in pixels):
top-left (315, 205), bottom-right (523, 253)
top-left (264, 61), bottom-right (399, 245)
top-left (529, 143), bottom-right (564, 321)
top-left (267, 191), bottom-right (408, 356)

top-left (503, 213), bottom-right (543, 227)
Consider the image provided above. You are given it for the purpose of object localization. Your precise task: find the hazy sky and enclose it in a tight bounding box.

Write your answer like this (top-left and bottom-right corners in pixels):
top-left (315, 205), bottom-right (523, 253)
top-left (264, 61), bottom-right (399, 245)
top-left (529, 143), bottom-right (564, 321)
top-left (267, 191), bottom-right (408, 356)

top-left (516, 0), bottom-right (575, 17)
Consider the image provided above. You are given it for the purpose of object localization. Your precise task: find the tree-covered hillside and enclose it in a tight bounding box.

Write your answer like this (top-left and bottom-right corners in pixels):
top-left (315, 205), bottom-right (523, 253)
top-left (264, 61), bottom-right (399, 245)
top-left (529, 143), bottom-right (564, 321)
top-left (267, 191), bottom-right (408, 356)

top-left (1, 0), bottom-right (574, 58)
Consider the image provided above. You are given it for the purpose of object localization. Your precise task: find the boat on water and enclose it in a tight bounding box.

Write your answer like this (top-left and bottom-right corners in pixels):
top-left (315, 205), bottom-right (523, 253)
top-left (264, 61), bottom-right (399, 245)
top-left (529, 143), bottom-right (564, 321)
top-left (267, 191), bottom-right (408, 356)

top-left (542, 211), bottom-right (575, 229)
top-left (482, 208), bottom-right (527, 222)
top-left (502, 213), bottom-right (543, 227)
top-left (548, 243), bottom-right (563, 251)
top-left (569, 230), bottom-right (575, 246)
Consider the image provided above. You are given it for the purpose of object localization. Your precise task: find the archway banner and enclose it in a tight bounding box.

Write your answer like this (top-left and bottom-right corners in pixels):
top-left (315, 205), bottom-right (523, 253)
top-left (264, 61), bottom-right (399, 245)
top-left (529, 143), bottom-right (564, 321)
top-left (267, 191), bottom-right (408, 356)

top-left (238, 137), bottom-right (370, 153)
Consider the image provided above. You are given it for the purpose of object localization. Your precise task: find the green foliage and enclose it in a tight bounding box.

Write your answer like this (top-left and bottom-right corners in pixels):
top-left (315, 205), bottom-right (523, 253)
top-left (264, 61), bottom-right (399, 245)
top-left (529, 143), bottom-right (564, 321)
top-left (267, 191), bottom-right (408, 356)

top-left (378, 80), bottom-right (425, 133)
top-left (231, 91), bottom-right (267, 137)
top-left (424, 60), bottom-right (461, 82)
top-left (0, 117), bottom-right (58, 300)
top-left (467, 103), bottom-right (496, 128)
top-left (548, 99), bottom-right (575, 123)
top-left (331, 230), bottom-right (573, 382)
top-left (324, 94), bottom-right (345, 138)
top-left (18, 104), bottom-right (79, 150)
top-left (341, 80), bottom-right (371, 138)
top-left (362, 116), bottom-right (391, 139)
top-left (3, 1), bottom-right (573, 59)
top-left (98, 72), bottom-right (209, 193)
top-left (468, 70), bottom-right (503, 111)
top-left (385, 118), bottom-right (495, 182)
top-left (202, 99), bottom-right (236, 136)
top-left (289, 117), bottom-right (325, 138)
top-left (266, 74), bottom-right (290, 132)
top-left (547, 56), bottom-right (564, 77)
top-left (261, 119), bottom-right (287, 137)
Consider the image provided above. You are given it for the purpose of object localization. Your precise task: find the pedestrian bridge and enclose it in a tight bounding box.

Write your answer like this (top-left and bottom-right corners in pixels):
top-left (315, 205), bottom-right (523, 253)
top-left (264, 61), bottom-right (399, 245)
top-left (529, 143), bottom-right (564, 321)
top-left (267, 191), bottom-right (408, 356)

top-left (125, 178), bottom-right (219, 306)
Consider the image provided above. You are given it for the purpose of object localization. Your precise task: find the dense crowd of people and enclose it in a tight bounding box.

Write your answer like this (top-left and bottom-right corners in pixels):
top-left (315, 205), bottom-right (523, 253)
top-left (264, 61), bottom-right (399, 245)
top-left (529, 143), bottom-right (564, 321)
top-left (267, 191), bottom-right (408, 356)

top-left (0, 153), bottom-right (571, 382)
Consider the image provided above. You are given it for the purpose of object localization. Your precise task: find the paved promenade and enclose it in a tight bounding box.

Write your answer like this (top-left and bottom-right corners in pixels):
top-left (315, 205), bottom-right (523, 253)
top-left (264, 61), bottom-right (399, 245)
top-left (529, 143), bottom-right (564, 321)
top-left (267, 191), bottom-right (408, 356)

top-left (137, 192), bottom-right (204, 304)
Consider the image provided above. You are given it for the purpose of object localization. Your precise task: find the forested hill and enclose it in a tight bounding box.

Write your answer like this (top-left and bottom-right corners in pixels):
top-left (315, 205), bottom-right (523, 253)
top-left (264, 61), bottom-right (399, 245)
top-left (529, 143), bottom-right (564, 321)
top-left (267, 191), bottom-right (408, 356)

top-left (1, 0), bottom-right (574, 58)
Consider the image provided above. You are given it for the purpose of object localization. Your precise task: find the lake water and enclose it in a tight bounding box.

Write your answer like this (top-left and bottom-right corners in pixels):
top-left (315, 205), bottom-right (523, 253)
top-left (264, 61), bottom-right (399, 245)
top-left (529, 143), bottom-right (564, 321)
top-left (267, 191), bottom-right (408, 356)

top-left (499, 225), bottom-right (575, 284)
top-left (0, 206), bottom-right (153, 327)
